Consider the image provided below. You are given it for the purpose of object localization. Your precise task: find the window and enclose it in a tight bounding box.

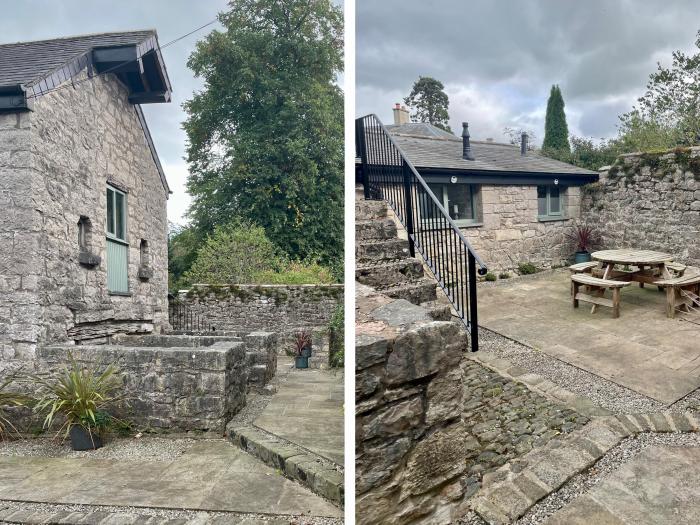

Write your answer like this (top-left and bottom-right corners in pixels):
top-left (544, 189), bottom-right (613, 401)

top-left (537, 185), bottom-right (562, 219)
top-left (106, 185), bottom-right (129, 293)
top-left (423, 183), bottom-right (479, 226)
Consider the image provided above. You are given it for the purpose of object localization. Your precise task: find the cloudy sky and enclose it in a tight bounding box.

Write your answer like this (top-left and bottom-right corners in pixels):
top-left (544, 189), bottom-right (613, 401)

top-left (357, 0), bottom-right (699, 144)
top-left (2, 0), bottom-right (229, 224)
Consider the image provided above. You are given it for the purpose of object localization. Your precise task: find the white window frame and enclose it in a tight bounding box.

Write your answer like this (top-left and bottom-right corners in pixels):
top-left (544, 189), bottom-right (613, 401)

top-left (106, 185), bottom-right (129, 294)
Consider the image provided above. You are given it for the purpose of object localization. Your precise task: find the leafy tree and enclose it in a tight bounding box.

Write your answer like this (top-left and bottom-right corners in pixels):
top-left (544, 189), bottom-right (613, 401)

top-left (404, 76), bottom-right (452, 132)
top-left (542, 85), bottom-right (570, 152)
top-left (621, 30), bottom-right (700, 146)
top-left (503, 126), bottom-right (537, 149)
top-left (183, 0), bottom-right (344, 268)
top-left (168, 223), bottom-right (202, 291)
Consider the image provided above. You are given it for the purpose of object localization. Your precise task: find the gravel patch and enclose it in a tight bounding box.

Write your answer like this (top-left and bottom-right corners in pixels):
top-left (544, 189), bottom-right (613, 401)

top-left (516, 432), bottom-right (700, 525)
top-left (0, 436), bottom-right (197, 461)
top-left (479, 328), bottom-right (667, 414)
top-left (0, 500), bottom-right (342, 524)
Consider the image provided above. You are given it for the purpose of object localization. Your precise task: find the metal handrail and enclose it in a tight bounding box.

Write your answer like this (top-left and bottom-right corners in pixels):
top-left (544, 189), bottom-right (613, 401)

top-left (356, 114), bottom-right (488, 351)
top-left (168, 296), bottom-right (212, 333)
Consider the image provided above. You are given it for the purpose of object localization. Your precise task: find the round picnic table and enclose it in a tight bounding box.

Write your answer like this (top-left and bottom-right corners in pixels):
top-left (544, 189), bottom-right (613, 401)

top-left (591, 249), bottom-right (674, 267)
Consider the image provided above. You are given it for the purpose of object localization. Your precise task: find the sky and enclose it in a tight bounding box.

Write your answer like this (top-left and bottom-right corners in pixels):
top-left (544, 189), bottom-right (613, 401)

top-left (1, 0), bottom-right (229, 225)
top-left (356, 0), bottom-right (700, 145)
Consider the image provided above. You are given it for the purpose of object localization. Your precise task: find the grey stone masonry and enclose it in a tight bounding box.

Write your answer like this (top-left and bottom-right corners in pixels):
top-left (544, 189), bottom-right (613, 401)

top-left (581, 147), bottom-right (700, 266)
top-left (178, 284), bottom-right (343, 334)
top-left (36, 341), bottom-right (248, 433)
top-left (0, 70), bottom-right (169, 365)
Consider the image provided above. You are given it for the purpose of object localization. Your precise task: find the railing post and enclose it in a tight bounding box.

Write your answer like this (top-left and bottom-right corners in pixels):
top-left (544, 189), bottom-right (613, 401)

top-left (402, 160), bottom-right (416, 257)
top-left (356, 118), bottom-right (371, 200)
top-left (468, 251), bottom-right (479, 352)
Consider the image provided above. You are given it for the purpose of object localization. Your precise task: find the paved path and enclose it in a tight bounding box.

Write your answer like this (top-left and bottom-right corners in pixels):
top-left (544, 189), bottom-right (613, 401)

top-left (254, 358), bottom-right (344, 465)
top-left (0, 439), bottom-right (341, 519)
top-left (543, 445), bottom-right (700, 524)
top-left (479, 271), bottom-right (700, 404)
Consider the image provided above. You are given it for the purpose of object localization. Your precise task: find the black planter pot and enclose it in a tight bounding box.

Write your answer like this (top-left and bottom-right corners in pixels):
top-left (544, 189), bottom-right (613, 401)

top-left (69, 425), bottom-right (103, 451)
top-left (294, 355), bottom-right (309, 369)
top-left (301, 346), bottom-right (312, 358)
top-left (574, 251), bottom-right (592, 264)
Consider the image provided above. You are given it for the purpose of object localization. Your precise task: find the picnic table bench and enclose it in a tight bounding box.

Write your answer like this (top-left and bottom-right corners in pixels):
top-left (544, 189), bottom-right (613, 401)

top-left (654, 268), bottom-right (700, 318)
top-left (571, 274), bottom-right (631, 318)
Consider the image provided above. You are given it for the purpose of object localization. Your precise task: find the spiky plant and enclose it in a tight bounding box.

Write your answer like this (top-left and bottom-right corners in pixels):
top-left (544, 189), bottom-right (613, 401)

top-left (0, 368), bottom-right (30, 440)
top-left (291, 331), bottom-right (313, 357)
top-left (32, 354), bottom-right (124, 441)
top-left (566, 223), bottom-right (600, 253)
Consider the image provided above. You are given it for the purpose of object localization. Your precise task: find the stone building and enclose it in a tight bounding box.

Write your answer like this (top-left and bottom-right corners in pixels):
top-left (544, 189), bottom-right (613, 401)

top-left (0, 31), bottom-right (172, 362)
top-left (358, 105), bottom-right (599, 272)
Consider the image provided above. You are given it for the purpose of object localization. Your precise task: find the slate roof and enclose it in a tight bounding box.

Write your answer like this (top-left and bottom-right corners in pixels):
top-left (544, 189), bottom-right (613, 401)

top-left (388, 123), bottom-right (598, 178)
top-left (0, 30), bottom-right (156, 88)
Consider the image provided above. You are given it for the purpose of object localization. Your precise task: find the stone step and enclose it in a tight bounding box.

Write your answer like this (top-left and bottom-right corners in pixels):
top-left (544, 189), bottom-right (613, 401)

top-left (356, 199), bottom-right (388, 221)
top-left (355, 217), bottom-right (398, 242)
top-left (420, 300), bottom-right (454, 321)
top-left (379, 278), bottom-right (437, 305)
top-left (227, 423), bottom-right (344, 507)
top-left (249, 364), bottom-right (269, 386)
top-left (356, 238), bottom-right (411, 263)
top-left (356, 258), bottom-right (425, 287)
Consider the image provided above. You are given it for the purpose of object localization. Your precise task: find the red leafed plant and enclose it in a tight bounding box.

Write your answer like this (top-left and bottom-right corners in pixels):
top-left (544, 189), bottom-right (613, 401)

top-left (291, 331), bottom-right (312, 356)
top-left (566, 223), bottom-right (599, 253)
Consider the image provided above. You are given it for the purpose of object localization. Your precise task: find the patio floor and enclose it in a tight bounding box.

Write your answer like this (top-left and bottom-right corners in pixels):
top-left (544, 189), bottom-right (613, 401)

top-left (478, 271), bottom-right (700, 404)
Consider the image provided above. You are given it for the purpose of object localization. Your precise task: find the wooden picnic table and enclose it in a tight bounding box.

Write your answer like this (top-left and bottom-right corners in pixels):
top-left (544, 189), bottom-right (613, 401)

top-left (589, 249), bottom-right (675, 313)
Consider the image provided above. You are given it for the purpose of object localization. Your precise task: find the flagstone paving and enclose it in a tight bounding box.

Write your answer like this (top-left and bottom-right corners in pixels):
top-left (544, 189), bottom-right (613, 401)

top-left (479, 271), bottom-right (700, 404)
top-left (0, 439), bottom-right (341, 519)
top-left (254, 358), bottom-right (344, 465)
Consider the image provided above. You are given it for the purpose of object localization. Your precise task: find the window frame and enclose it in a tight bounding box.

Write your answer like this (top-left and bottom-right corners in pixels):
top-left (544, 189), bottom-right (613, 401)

top-left (537, 185), bottom-right (564, 221)
top-left (424, 182), bottom-right (480, 227)
top-left (106, 185), bottom-right (128, 244)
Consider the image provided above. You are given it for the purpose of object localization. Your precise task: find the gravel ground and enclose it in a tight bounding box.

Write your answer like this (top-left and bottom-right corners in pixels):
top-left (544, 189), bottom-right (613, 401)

top-left (0, 500), bottom-right (342, 524)
top-left (478, 328), bottom-right (668, 414)
top-left (0, 435), bottom-right (197, 460)
top-left (515, 432), bottom-right (700, 524)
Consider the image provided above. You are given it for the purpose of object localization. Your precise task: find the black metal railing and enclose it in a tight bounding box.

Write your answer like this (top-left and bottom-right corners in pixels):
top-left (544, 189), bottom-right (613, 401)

top-left (356, 114), bottom-right (488, 351)
top-left (168, 297), bottom-right (213, 332)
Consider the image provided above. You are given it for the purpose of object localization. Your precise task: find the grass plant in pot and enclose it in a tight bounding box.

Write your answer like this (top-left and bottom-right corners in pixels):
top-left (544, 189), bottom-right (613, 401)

top-left (33, 355), bottom-right (124, 451)
top-left (291, 331), bottom-right (312, 368)
top-left (566, 223), bottom-right (599, 264)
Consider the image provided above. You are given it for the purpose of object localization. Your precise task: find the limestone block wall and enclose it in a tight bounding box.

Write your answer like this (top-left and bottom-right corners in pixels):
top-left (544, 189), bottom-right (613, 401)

top-left (581, 148), bottom-right (700, 266)
top-left (356, 286), bottom-right (468, 524)
top-left (37, 341), bottom-right (247, 433)
top-left (179, 284), bottom-right (344, 333)
top-left (0, 71), bottom-right (169, 366)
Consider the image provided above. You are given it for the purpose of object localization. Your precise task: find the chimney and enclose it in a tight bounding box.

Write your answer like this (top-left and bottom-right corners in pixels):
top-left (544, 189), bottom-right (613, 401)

top-left (393, 103), bottom-right (410, 125)
top-left (520, 132), bottom-right (528, 156)
top-left (462, 122), bottom-right (475, 161)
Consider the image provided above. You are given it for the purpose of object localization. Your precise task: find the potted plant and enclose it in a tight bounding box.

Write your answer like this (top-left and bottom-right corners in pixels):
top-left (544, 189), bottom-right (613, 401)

top-left (33, 355), bottom-right (124, 451)
top-left (566, 223), bottom-right (599, 263)
top-left (291, 331), bottom-right (312, 368)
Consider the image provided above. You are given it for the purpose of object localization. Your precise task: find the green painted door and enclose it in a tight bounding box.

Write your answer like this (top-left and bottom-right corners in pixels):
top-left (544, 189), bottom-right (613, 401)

top-left (106, 238), bottom-right (129, 293)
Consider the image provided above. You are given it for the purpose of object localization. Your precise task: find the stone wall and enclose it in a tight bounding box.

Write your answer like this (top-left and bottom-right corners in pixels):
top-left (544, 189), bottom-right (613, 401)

top-left (179, 284), bottom-right (344, 333)
top-left (36, 340), bottom-right (247, 433)
top-left (581, 148), bottom-right (700, 265)
top-left (0, 71), bottom-right (169, 367)
top-left (356, 284), bottom-right (468, 524)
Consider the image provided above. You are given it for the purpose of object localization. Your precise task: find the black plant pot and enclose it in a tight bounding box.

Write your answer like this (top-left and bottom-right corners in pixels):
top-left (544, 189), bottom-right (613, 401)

top-left (294, 355), bottom-right (309, 369)
top-left (301, 346), bottom-right (312, 358)
top-left (69, 425), bottom-right (103, 451)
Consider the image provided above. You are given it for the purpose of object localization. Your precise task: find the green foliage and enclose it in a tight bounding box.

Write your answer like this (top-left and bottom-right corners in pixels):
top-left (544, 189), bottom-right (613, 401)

top-left (32, 355), bottom-right (124, 439)
top-left (484, 272), bottom-right (497, 282)
top-left (329, 303), bottom-right (344, 368)
top-left (253, 261), bottom-right (335, 284)
top-left (168, 223), bottom-right (203, 290)
top-left (404, 76), bottom-right (452, 132)
top-left (0, 369), bottom-right (30, 439)
top-left (498, 272), bottom-right (510, 279)
top-left (542, 85), bottom-right (570, 153)
top-left (518, 262), bottom-right (540, 275)
top-left (183, 0), bottom-right (344, 270)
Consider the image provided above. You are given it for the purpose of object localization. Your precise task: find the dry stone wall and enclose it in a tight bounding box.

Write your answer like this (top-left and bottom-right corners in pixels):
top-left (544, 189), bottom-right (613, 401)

top-left (581, 148), bottom-right (700, 265)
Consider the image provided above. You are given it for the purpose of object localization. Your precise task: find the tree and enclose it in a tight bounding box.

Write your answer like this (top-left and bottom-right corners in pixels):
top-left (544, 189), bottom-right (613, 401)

top-left (542, 85), bottom-right (570, 153)
top-left (404, 76), bottom-right (452, 132)
top-left (168, 223), bottom-right (202, 290)
top-left (620, 30), bottom-right (700, 147)
top-left (503, 126), bottom-right (537, 149)
top-left (183, 0), bottom-right (344, 268)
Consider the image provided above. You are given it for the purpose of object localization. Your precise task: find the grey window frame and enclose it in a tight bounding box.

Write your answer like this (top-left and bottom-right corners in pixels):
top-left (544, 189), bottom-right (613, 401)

top-left (537, 185), bottom-right (564, 220)
top-left (106, 184), bottom-right (129, 294)
top-left (425, 182), bottom-right (480, 227)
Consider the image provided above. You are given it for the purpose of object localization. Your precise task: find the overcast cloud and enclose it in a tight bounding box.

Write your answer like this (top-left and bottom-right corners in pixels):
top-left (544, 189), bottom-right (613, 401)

top-left (2, 0), bottom-right (229, 225)
top-left (357, 0), bottom-right (700, 144)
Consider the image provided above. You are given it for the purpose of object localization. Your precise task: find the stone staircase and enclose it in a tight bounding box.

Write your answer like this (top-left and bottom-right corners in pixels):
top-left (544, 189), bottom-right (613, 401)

top-left (355, 188), bottom-right (451, 320)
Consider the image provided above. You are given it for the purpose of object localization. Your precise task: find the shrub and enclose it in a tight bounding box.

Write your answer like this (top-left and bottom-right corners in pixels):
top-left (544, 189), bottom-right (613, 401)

top-left (518, 262), bottom-right (540, 275)
top-left (288, 331), bottom-right (312, 357)
top-left (253, 261), bottom-right (335, 284)
top-left (565, 223), bottom-right (599, 253)
top-left (329, 304), bottom-right (344, 368)
top-left (498, 272), bottom-right (511, 279)
top-left (484, 272), bottom-right (497, 282)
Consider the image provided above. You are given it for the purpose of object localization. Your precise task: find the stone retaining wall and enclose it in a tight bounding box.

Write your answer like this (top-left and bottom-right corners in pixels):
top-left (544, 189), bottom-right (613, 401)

top-left (36, 341), bottom-right (248, 433)
top-left (178, 284), bottom-right (343, 333)
top-left (581, 147), bottom-right (700, 266)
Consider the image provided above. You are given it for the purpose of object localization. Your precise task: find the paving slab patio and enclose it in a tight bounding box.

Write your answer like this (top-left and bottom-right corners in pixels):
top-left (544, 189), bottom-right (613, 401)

top-left (478, 271), bottom-right (700, 404)
top-left (0, 439), bottom-right (341, 518)
top-left (253, 358), bottom-right (344, 465)
top-left (542, 445), bottom-right (700, 524)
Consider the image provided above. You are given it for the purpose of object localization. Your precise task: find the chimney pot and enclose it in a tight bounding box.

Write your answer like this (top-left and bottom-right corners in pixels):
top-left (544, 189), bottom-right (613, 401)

top-left (393, 103), bottom-right (410, 125)
top-left (520, 132), bottom-right (528, 156)
top-left (462, 122), bottom-right (475, 161)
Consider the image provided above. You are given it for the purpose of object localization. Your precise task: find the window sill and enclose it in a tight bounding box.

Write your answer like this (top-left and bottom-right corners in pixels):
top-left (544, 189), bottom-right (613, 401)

top-left (537, 215), bottom-right (569, 223)
top-left (108, 291), bottom-right (132, 297)
top-left (455, 222), bottom-right (483, 229)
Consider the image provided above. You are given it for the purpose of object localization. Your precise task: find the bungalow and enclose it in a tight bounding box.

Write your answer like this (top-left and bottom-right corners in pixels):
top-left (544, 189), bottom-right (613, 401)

top-left (361, 104), bottom-right (599, 271)
top-left (0, 30), bottom-right (172, 361)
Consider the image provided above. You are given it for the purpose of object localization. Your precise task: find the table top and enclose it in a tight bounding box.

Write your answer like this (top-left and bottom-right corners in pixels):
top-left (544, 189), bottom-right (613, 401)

top-left (591, 249), bottom-right (674, 265)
